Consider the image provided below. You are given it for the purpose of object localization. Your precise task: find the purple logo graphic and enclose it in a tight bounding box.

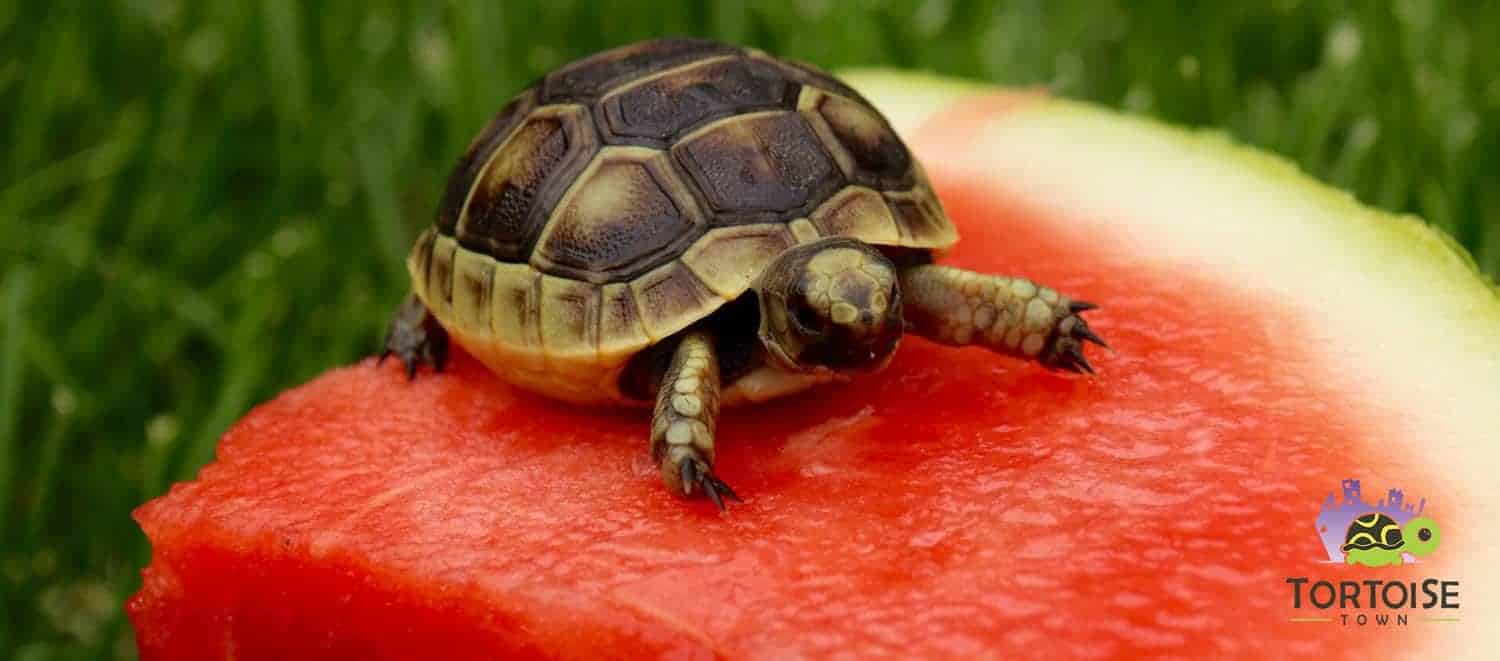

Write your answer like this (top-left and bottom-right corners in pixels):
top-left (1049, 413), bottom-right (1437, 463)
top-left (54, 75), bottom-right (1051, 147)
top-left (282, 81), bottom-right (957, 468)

top-left (1315, 479), bottom-right (1428, 564)
top-left (1285, 479), bottom-right (1456, 625)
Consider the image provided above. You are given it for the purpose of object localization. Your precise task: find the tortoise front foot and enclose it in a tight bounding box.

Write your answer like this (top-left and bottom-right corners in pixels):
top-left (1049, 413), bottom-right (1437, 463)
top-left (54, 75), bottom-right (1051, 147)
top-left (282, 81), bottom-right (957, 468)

top-left (379, 293), bottom-right (449, 380)
top-left (662, 446), bottom-right (742, 511)
top-left (651, 330), bottom-right (741, 510)
top-left (1038, 301), bottom-right (1108, 375)
top-left (900, 265), bottom-right (1108, 374)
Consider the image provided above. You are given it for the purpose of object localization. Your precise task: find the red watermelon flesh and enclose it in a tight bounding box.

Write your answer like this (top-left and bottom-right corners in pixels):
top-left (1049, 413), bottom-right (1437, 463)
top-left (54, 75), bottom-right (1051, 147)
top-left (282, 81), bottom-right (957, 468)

top-left (128, 75), bottom-right (1500, 659)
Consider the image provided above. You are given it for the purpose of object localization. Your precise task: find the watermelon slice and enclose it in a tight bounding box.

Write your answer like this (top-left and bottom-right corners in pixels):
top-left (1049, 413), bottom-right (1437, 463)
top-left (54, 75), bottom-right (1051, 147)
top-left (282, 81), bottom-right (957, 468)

top-left (129, 72), bottom-right (1500, 659)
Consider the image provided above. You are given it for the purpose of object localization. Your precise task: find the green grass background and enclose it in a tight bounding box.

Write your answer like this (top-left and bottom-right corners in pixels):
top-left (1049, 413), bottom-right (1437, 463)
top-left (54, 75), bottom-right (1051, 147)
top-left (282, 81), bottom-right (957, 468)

top-left (2, 1), bottom-right (1497, 657)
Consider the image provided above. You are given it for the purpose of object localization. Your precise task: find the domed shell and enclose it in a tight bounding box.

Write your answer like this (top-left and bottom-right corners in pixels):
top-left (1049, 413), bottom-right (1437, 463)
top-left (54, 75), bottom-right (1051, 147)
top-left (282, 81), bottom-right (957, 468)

top-left (408, 39), bottom-right (957, 404)
top-left (1341, 513), bottom-right (1405, 552)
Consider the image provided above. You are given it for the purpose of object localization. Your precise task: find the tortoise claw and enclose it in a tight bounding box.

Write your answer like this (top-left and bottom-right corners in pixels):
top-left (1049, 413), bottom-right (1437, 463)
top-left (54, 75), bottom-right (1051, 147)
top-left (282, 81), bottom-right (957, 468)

top-left (702, 475), bottom-right (726, 511)
top-left (706, 473), bottom-right (742, 504)
top-left (680, 458), bottom-right (741, 512)
top-left (1075, 326), bottom-right (1109, 350)
top-left (1042, 302), bottom-right (1107, 375)
top-left (1045, 341), bottom-right (1093, 375)
top-left (679, 461), bottom-right (697, 496)
top-left (1067, 346), bottom-right (1095, 374)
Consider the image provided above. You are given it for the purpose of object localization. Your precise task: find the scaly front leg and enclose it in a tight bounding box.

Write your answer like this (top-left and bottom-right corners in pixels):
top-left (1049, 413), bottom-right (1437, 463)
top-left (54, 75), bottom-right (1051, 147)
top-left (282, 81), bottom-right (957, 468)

top-left (899, 265), bottom-right (1106, 374)
top-left (651, 330), bottom-right (740, 510)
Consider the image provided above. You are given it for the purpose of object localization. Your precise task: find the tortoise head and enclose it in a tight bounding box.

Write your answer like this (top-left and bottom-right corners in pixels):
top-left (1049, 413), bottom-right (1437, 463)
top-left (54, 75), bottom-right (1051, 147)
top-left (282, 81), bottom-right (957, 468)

top-left (1401, 517), bottom-right (1441, 557)
top-left (754, 238), bottom-right (904, 375)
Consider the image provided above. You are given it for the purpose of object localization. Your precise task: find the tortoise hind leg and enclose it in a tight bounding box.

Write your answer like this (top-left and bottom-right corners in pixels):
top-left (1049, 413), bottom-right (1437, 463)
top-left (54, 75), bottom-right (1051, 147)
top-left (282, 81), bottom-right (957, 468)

top-left (380, 293), bottom-right (449, 380)
top-left (652, 329), bottom-right (740, 510)
top-left (898, 265), bottom-right (1106, 374)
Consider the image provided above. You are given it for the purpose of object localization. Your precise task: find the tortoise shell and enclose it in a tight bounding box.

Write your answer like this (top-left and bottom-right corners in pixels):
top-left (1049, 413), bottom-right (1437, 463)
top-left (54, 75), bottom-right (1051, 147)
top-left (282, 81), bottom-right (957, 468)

top-left (408, 38), bottom-right (956, 404)
top-left (1341, 513), bottom-right (1405, 552)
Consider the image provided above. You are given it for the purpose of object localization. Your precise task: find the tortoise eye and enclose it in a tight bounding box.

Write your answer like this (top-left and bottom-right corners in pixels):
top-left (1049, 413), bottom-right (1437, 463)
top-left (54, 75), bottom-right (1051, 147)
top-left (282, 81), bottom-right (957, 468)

top-left (792, 301), bottom-right (825, 335)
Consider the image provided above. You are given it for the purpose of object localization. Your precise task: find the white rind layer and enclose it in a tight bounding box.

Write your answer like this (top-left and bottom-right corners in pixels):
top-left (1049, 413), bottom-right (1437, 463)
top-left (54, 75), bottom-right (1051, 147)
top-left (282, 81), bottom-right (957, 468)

top-left (843, 70), bottom-right (1500, 655)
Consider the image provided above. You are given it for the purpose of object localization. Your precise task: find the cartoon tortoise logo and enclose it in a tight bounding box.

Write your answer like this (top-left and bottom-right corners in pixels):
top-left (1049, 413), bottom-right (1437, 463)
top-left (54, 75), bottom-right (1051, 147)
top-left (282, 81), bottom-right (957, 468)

top-left (1340, 513), bottom-right (1441, 567)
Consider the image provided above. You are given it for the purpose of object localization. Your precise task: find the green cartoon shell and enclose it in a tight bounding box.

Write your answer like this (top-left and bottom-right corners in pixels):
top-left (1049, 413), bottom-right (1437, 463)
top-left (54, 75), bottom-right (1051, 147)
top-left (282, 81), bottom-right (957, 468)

top-left (1342, 513), bottom-right (1405, 552)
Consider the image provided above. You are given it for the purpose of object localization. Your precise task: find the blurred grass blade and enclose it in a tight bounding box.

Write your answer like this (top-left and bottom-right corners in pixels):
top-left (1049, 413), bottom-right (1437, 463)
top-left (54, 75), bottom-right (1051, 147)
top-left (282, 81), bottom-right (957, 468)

top-left (0, 266), bottom-right (30, 530)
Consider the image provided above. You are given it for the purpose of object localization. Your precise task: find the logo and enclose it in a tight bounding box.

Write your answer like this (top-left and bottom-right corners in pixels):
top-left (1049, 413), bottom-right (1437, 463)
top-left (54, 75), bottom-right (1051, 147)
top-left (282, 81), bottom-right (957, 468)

top-left (1285, 478), bottom-right (1460, 627)
top-left (1315, 479), bottom-right (1441, 567)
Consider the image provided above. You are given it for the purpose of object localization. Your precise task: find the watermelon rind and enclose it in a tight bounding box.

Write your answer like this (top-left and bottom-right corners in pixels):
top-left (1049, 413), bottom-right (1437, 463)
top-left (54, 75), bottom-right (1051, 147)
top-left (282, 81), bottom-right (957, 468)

top-left (844, 69), bottom-right (1500, 657)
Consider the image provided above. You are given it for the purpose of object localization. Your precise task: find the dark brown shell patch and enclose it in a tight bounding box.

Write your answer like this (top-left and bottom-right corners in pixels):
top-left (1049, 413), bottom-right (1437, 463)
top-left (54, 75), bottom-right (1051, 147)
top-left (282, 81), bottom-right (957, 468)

top-left (599, 56), bottom-right (798, 146)
top-left (815, 92), bottom-right (912, 189)
top-left (672, 111), bottom-right (841, 221)
top-left (435, 90), bottom-right (535, 234)
top-left (537, 150), bottom-right (702, 279)
top-left (541, 39), bottom-right (741, 103)
top-left (886, 190), bottom-right (957, 247)
top-left (630, 262), bottom-right (717, 340)
top-left (457, 105), bottom-right (598, 262)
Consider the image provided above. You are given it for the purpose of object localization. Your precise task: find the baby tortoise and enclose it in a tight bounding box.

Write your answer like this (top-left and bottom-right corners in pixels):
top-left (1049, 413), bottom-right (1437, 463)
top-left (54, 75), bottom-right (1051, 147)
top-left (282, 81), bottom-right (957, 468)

top-left (1340, 514), bottom-right (1441, 567)
top-left (383, 38), bottom-right (1106, 509)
